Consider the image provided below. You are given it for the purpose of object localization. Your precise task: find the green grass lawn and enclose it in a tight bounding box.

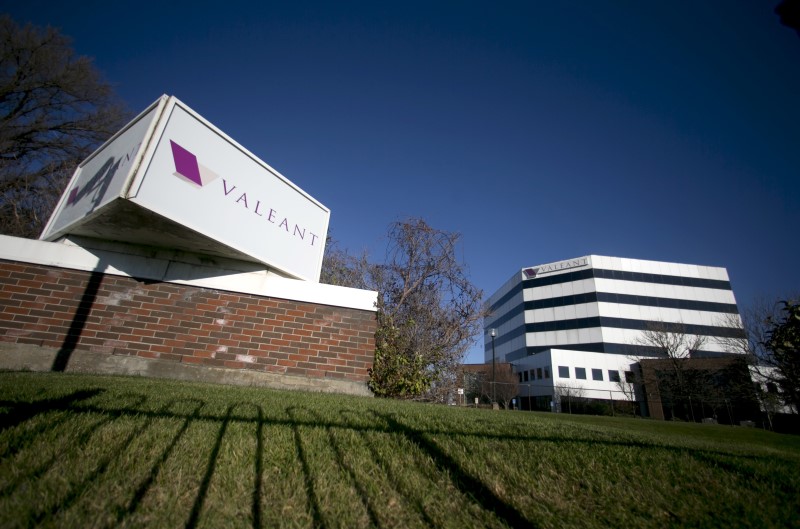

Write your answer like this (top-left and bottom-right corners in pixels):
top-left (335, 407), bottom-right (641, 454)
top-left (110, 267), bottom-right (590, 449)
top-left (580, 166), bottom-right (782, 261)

top-left (0, 371), bottom-right (798, 529)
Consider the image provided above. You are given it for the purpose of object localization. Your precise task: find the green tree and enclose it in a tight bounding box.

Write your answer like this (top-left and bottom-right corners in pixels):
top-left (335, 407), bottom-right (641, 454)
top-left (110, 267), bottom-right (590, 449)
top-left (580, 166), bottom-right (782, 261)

top-left (764, 301), bottom-right (800, 412)
top-left (0, 16), bottom-right (128, 238)
top-left (716, 295), bottom-right (800, 418)
top-left (369, 314), bottom-right (433, 398)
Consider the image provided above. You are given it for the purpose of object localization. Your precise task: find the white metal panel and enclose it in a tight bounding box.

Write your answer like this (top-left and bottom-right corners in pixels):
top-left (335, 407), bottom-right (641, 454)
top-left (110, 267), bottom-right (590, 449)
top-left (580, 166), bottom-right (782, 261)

top-left (577, 327), bottom-right (594, 343)
top-left (594, 278), bottom-right (736, 303)
top-left (130, 98), bottom-right (329, 282)
top-left (41, 100), bottom-right (165, 240)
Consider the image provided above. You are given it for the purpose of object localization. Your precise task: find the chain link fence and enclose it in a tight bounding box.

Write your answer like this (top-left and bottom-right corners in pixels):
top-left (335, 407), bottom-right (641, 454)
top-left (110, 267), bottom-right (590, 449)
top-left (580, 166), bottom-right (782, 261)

top-left (460, 380), bottom-right (767, 426)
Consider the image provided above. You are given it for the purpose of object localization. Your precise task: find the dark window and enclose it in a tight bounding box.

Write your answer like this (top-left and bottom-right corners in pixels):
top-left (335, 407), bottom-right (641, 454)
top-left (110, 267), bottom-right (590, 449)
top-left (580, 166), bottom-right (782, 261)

top-left (592, 368), bottom-right (603, 381)
top-left (537, 367), bottom-right (543, 379)
top-left (558, 366), bottom-right (570, 378)
top-left (575, 367), bottom-right (587, 380)
top-left (518, 373), bottom-right (522, 383)
top-left (523, 370), bottom-right (529, 382)
top-left (544, 367), bottom-right (550, 379)
top-left (524, 316), bottom-right (745, 339)
top-left (625, 371), bottom-right (636, 383)
top-left (608, 370), bottom-right (621, 383)
top-left (766, 382), bottom-right (779, 394)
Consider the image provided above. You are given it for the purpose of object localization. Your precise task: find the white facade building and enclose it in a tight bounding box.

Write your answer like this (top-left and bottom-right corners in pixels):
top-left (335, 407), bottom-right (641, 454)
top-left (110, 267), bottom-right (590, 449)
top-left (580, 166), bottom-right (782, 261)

top-left (484, 255), bottom-right (745, 408)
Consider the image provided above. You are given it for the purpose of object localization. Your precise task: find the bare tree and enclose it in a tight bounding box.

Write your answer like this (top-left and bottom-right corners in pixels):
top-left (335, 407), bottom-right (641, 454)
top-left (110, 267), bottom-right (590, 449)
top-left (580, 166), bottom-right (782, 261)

top-left (480, 366), bottom-right (519, 409)
top-left (0, 16), bottom-right (128, 238)
top-left (715, 298), bottom-right (778, 359)
top-left (554, 384), bottom-right (585, 414)
top-left (633, 321), bottom-right (713, 420)
top-left (372, 219), bottom-right (487, 398)
top-left (320, 218), bottom-right (487, 399)
top-left (613, 371), bottom-right (635, 401)
top-left (319, 236), bottom-right (371, 289)
top-left (461, 368), bottom-right (486, 406)
top-left (612, 368), bottom-right (643, 416)
top-left (635, 321), bottom-right (706, 391)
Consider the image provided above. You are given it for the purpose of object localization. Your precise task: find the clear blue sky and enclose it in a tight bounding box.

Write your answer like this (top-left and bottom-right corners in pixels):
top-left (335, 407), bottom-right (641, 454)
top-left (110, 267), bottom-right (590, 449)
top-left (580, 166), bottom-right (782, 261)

top-left (4, 1), bottom-right (799, 364)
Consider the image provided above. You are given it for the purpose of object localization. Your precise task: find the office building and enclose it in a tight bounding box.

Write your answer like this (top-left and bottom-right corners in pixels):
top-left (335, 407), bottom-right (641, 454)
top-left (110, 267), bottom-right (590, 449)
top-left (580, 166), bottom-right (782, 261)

top-left (483, 255), bottom-right (745, 412)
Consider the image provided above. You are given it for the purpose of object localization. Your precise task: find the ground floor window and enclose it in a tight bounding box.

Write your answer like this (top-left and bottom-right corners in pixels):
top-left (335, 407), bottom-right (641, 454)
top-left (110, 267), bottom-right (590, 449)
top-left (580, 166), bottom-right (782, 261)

top-left (533, 395), bottom-right (551, 411)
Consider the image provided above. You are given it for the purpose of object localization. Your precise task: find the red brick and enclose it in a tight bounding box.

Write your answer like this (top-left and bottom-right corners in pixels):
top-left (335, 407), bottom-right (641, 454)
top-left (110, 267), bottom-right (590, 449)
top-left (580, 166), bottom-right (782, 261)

top-left (223, 361), bottom-right (246, 369)
top-left (0, 260), bottom-right (375, 384)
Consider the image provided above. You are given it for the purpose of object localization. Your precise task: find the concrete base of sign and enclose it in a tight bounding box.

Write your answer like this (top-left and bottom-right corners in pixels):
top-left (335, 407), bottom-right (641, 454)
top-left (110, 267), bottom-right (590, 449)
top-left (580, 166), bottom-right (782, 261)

top-left (0, 343), bottom-right (372, 396)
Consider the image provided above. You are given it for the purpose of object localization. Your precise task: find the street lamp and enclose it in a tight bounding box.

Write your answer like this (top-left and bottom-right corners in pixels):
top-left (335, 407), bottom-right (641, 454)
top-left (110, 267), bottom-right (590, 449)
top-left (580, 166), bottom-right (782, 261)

top-left (490, 328), bottom-right (497, 406)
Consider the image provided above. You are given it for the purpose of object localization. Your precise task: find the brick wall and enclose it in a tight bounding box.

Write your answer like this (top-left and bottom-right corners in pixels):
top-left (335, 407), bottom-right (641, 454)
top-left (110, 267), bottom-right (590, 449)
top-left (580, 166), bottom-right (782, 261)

top-left (639, 356), bottom-right (758, 422)
top-left (0, 259), bottom-right (375, 384)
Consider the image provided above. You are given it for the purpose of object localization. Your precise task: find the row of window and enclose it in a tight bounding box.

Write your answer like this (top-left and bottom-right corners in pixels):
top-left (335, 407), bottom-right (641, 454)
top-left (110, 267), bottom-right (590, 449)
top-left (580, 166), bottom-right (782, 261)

top-left (519, 366), bottom-right (551, 382)
top-left (515, 365), bottom-right (638, 384)
top-left (557, 365), bottom-right (635, 383)
top-left (489, 267), bottom-right (732, 313)
top-left (525, 316), bottom-right (745, 338)
top-left (523, 268), bottom-right (732, 291)
top-left (524, 292), bottom-right (738, 314)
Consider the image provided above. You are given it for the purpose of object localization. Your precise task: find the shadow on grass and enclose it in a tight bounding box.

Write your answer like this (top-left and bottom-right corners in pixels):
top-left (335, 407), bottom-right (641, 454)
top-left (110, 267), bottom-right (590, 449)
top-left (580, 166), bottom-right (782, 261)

top-left (0, 383), bottom-right (794, 528)
top-left (286, 407), bottom-right (326, 528)
top-left (0, 388), bottom-right (103, 434)
top-left (185, 404), bottom-right (234, 529)
top-left (337, 409), bottom-right (438, 527)
top-left (113, 398), bottom-right (206, 528)
top-left (288, 406), bottom-right (385, 528)
top-left (0, 393), bottom-right (150, 501)
top-left (373, 411), bottom-right (535, 529)
top-left (29, 396), bottom-right (154, 526)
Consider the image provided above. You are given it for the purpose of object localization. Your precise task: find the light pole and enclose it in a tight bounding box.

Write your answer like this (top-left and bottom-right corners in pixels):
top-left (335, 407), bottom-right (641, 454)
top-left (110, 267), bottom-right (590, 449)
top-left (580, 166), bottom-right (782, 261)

top-left (490, 328), bottom-right (497, 406)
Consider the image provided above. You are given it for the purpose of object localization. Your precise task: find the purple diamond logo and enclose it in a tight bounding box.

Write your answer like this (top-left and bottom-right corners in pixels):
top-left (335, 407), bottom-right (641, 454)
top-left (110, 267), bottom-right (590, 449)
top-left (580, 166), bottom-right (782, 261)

top-left (523, 267), bottom-right (539, 278)
top-left (170, 140), bottom-right (219, 187)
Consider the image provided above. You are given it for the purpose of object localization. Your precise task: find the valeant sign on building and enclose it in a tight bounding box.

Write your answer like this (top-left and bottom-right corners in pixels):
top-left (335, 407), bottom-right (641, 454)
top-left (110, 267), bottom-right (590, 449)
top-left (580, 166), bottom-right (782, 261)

top-left (41, 95), bottom-right (330, 281)
top-left (522, 257), bottom-right (588, 279)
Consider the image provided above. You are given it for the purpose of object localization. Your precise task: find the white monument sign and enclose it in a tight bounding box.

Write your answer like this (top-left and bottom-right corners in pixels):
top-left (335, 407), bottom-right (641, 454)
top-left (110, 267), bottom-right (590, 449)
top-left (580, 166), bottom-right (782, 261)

top-left (41, 95), bottom-right (330, 281)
